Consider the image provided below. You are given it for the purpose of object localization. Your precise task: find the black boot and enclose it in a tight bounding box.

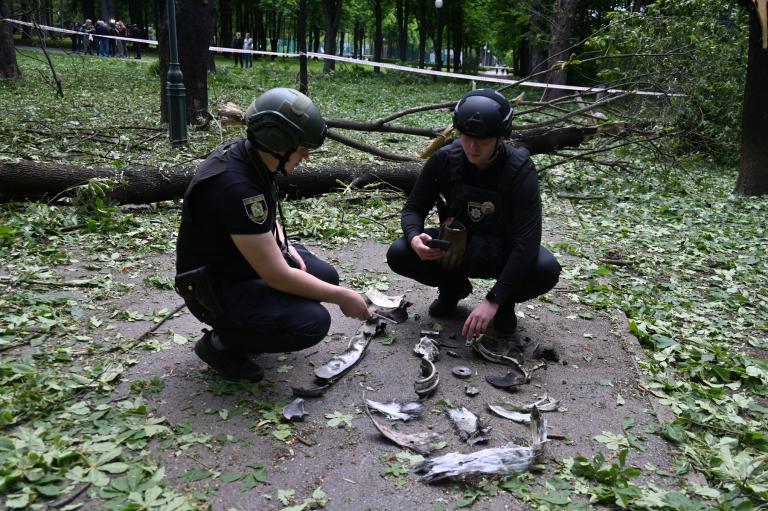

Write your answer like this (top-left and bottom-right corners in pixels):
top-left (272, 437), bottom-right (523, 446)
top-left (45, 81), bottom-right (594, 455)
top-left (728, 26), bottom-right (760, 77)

top-left (428, 279), bottom-right (473, 317)
top-left (493, 301), bottom-right (518, 334)
top-left (194, 329), bottom-right (264, 382)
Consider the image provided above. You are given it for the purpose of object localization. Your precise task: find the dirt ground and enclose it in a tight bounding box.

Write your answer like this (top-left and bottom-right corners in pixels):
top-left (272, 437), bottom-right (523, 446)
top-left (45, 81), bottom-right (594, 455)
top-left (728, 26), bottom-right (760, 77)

top-left (94, 226), bottom-right (681, 510)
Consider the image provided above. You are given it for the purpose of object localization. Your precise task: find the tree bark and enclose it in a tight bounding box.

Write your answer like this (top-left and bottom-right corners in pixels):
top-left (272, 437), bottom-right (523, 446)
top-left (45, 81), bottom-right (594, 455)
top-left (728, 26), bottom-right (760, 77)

top-left (415, 0), bottom-right (427, 68)
top-left (0, 0), bottom-right (21, 79)
top-left (544, 0), bottom-right (576, 100)
top-left (219, 0), bottom-right (230, 55)
top-left (395, 0), bottom-right (408, 63)
top-left (322, 0), bottom-right (342, 73)
top-left (430, 5), bottom-right (445, 70)
top-left (373, 0), bottom-right (382, 73)
top-left (159, 0), bottom-right (214, 125)
top-left (734, 0), bottom-right (768, 196)
top-left (0, 126), bottom-right (605, 204)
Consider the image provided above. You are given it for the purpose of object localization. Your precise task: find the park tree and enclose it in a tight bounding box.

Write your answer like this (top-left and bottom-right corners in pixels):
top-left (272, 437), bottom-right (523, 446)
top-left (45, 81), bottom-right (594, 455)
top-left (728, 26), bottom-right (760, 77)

top-left (734, 0), bottom-right (768, 195)
top-left (544, 0), bottom-right (576, 99)
top-left (322, 0), bottom-right (342, 72)
top-left (0, 0), bottom-right (21, 79)
top-left (158, 0), bottom-right (215, 124)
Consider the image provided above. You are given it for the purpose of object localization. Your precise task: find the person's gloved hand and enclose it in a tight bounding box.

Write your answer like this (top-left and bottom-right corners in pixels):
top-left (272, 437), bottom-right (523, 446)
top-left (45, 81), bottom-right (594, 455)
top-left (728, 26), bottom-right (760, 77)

top-left (438, 218), bottom-right (467, 270)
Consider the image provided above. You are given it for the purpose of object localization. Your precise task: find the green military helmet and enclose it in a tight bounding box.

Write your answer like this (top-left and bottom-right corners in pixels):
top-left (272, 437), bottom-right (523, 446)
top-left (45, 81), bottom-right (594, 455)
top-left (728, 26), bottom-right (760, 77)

top-left (245, 87), bottom-right (327, 154)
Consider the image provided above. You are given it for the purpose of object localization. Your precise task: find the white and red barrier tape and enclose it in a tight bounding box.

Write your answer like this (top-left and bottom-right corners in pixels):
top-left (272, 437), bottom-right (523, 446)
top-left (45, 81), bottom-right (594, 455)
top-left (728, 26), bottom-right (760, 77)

top-left (3, 18), bottom-right (681, 97)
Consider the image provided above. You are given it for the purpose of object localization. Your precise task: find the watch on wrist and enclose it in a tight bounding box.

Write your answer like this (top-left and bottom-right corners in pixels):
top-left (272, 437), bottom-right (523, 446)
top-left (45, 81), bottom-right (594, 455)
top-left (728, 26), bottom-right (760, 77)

top-left (485, 290), bottom-right (500, 304)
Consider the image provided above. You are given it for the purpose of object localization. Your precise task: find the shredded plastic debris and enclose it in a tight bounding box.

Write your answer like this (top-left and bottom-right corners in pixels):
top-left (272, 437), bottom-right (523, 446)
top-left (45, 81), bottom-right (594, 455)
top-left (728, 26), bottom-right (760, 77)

top-left (365, 399), bottom-right (424, 421)
top-left (446, 406), bottom-right (491, 445)
top-left (282, 398), bottom-right (307, 421)
top-left (365, 405), bottom-right (445, 455)
top-left (416, 407), bottom-right (547, 482)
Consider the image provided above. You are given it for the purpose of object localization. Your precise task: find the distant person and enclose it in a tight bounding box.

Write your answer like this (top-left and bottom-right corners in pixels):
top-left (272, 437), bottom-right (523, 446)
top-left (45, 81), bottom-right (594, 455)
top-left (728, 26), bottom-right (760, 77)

top-left (82, 19), bottom-right (94, 55)
top-left (116, 20), bottom-right (128, 58)
top-left (175, 88), bottom-right (369, 382)
top-left (243, 32), bottom-right (253, 68)
top-left (94, 20), bottom-right (108, 56)
top-left (70, 20), bottom-right (82, 53)
top-left (386, 89), bottom-right (561, 338)
top-left (108, 20), bottom-right (118, 57)
top-left (232, 32), bottom-right (244, 68)
top-left (129, 24), bottom-right (142, 59)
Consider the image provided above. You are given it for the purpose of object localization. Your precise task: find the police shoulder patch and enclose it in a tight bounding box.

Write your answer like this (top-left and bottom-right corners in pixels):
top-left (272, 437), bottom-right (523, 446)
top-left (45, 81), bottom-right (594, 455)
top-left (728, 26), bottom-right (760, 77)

top-left (242, 194), bottom-right (269, 224)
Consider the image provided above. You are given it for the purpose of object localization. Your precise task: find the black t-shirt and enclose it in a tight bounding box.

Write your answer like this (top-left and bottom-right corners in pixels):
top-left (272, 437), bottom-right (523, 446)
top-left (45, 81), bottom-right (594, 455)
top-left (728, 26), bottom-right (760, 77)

top-left (176, 140), bottom-right (278, 278)
top-left (401, 139), bottom-right (542, 303)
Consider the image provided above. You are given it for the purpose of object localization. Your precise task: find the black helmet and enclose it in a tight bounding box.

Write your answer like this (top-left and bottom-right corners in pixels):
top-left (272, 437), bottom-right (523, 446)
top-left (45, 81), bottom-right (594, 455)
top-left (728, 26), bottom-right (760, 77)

top-left (245, 88), bottom-right (327, 154)
top-left (452, 89), bottom-right (513, 138)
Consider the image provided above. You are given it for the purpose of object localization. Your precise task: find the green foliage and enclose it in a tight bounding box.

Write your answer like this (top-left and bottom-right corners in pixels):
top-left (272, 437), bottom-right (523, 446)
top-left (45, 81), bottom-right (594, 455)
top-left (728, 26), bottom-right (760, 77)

top-left (588, 0), bottom-right (748, 163)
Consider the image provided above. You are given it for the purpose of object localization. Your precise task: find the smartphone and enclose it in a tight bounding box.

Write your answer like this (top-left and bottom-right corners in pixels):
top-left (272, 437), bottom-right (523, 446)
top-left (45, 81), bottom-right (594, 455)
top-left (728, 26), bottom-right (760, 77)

top-left (427, 239), bottom-right (451, 250)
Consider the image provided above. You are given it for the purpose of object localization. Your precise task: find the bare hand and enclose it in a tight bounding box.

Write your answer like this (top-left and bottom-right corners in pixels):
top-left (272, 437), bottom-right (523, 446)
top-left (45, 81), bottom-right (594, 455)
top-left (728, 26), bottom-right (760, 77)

top-left (462, 299), bottom-right (499, 338)
top-left (339, 290), bottom-right (371, 320)
top-left (287, 244), bottom-right (307, 272)
top-left (411, 233), bottom-right (443, 261)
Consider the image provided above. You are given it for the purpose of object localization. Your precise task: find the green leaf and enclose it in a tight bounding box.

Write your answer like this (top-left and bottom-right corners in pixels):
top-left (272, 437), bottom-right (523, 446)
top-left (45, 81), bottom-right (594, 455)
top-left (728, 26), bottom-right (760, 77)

top-left (182, 468), bottom-right (213, 482)
top-left (278, 489), bottom-right (295, 505)
top-left (325, 411), bottom-right (353, 428)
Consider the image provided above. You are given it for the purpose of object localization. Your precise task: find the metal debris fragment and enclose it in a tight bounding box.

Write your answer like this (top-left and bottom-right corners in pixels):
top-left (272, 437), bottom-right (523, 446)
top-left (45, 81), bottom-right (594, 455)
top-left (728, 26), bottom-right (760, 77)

top-left (365, 406), bottom-right (445, 455)
top-left (452, 366), bottom-right (472, 379)
top-left (487, 404), bottom-right (532, 424)
top-left (465, 385), bottom-right (480, 396)
top-left (365, 289), bottom-right (405, 309)
top-left (414, 336), bottom-right (440, 362)
top-left (282, 398), bottom-right (307, 421)
top-left (502, 395), bottom-right (561, 413)
top-left (446, 350), bottom-right (459, 358)
top-left (414, 358), bottom-right (439, 397)
top-left (416, 407), bottom-right (547, 482)
top-left (485, 367), bottom-right (526, 389)
top-left (291, 383), bottom-right (331, 398)
top-left (446, 407), bottom-right (491, 445)
top-left (315, 319), bottom-right (384, 382)
top-left (365, 399), bottom-right (425, 422)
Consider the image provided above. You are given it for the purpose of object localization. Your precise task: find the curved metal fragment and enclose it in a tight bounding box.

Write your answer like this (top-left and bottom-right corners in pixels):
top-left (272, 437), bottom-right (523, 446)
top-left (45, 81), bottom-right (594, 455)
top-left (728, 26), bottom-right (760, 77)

top-left (291, 384), bottom-right (331, 398)
top-left (365, 406), bottom-right (445, 455)
top-left (502, 394), bottom-right (560, 412)
top-left (314, 318), bottom-right (384, 382)
top-left (470, 337), bottom-right (530, 380)
top-left (365, 399), bottom-right (424, 421)
top-left (414, 358), bottom-right (439, 397)
top-left (282, 398), bottom-right (307, 421)
top-left (416, 406), bottom-right (547, 482)
top-left (487, 404), bottom-right (531, 424)
top-left (485, 368), bottom-right (526, 389)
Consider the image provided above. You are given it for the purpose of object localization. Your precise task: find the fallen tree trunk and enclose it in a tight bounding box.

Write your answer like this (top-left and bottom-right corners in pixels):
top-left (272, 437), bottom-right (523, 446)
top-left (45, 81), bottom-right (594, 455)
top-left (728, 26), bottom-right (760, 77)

top-left (0, 124), bottom-right (622, 205)
top-left (0, 160), bottom-right (423, 204)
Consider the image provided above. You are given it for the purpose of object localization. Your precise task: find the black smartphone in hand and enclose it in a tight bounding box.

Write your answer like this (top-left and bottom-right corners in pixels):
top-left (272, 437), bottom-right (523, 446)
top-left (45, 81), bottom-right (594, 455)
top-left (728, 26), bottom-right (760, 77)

top-left (427, 239), bottom-right (451, 250)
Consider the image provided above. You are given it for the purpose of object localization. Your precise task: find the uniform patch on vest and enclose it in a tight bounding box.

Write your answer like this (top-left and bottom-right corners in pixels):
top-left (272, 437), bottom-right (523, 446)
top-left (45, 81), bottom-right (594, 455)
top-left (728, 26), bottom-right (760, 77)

top-left (243, 194), bottom-right (268, 224)
top-left (467, 201), bottom-right (496, 222)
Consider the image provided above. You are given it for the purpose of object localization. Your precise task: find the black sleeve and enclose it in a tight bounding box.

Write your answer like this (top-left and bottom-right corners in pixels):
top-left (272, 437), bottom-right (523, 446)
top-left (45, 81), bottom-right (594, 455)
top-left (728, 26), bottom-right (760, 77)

top-left (401, 152), bottom-right (444, 242)
top-left (490, 158), bottom-right (542, 304)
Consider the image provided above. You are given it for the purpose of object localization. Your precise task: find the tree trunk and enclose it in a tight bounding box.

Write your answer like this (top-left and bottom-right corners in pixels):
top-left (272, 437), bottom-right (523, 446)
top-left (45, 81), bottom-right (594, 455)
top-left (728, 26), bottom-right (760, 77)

top-left (544, 0), bottom-right (576, 100)
top-left (100, 0), bottom-right (113, 21)
top-left (734, 1), bottom-right (768, 196)
top-left (82, 0), bottom-right (95, 22)
top-left (416, 0), bottom-right (426, 68)
top-left (528, 1), bottom-right (548, 79)
top-left (219, 0), bottom-right (230, 56)
top-left (373, 0), bottom-right (382, 72)
top-left (158, 0), bottom-right (215, 124)
top-left (431, 5), bottom-right (444, 70)
top-left (298, 0), bottom-right (308, 94)
top-left (0, 126), bottom-right (602, 204)
top-left (0, 0), bottom-right (21, 79)
top-left (451, 0), bottom-right (461, 72)
top-left (395, 0), bottom-right (408, 63)
top-left (322, 0), bottom-right (342, 73)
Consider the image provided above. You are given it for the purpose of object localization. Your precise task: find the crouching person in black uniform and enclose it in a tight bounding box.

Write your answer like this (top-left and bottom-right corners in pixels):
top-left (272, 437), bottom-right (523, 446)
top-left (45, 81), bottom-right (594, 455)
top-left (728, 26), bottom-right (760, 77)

top-left (386, 89), bottom-right (561, 339)
top-left (175, 88), bottom-right (370, 382)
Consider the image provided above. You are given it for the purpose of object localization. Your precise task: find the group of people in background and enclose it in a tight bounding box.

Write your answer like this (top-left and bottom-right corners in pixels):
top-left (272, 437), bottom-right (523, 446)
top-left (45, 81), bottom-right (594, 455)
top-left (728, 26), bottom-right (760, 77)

top-left (69, 19), bottom-right (146, 60)
top-left (231, 32), bottom-right (254, 68)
